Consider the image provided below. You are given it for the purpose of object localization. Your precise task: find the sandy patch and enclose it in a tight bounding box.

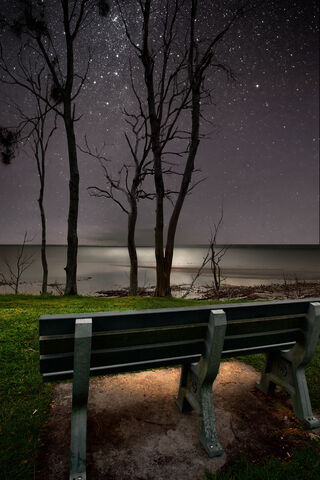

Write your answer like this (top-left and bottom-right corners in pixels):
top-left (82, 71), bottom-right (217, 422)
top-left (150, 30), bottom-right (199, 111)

top-left (36, 361), bottom-right (319, 480)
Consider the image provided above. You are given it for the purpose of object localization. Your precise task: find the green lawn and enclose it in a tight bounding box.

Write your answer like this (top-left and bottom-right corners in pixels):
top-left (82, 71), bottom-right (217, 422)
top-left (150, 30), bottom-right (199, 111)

top-left (0, 294), bottom-right (319, 480)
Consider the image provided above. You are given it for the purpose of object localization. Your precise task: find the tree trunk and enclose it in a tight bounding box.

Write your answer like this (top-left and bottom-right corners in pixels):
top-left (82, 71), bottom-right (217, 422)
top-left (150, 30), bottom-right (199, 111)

top-left (149, 128), bottom-right (166, 296)
top-left (162, 83), bottom-right (201, 296)
top-left (64, 104), bottom-right (79, 296)
top-left (140, 3), bottom-right (167, 297)
top-left (38, 187), bottom-right (48, 295)
top-left (154, 179), bottom-right (166, 296)
top-left (149, 114), bottom-right (166, 297)
top-left (128, 200), bottom-right (138, 296)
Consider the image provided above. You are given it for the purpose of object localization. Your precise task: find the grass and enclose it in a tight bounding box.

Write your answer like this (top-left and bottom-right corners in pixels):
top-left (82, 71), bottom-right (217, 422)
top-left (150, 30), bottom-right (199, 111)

top-left (202, 445), bottom-right (320, 480)
top-left (0, 294), bottom-right (319, 480)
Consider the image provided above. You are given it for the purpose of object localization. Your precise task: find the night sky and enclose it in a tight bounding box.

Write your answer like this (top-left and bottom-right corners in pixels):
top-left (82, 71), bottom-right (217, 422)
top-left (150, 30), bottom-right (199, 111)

top-left (0, 0), bottom-right (319, 245)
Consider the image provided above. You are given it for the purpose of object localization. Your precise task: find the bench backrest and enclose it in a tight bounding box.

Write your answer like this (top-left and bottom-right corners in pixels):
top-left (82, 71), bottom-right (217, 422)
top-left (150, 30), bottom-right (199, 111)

top-left (39, 298), bottom-right (320, 382)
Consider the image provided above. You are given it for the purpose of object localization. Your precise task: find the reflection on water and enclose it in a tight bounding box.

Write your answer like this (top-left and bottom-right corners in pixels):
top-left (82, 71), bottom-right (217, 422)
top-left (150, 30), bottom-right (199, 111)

top-left (0, 245), bottom-right (319, 295)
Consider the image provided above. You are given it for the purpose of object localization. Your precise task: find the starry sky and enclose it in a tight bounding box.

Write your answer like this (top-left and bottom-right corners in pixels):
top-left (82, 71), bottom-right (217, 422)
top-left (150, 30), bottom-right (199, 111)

top-left (0, 0), bottom-right (319, 245)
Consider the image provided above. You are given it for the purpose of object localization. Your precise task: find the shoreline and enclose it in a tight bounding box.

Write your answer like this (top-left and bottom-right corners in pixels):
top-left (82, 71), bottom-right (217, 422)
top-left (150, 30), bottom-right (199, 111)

top-left (1, 279), bottom-right (319, 300)
top-left (96, 280), bottom-right (320, 301)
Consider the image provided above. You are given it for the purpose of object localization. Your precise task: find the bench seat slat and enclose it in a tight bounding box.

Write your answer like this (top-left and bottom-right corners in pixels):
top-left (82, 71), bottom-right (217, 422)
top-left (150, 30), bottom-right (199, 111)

top-left (40, 326), bottom-right (302, 367)
top-left (226, 315), bottom-right (305, 335)
top-left (39, 298), bottom-right (319, 380)
top-left (40, 316), bottom-right (305, 356)
top-left (39, 298), bottom-right (318, 336)
top-left (40, 328), bottom-right (301, 376)
top-left (40, 323), bottom-right (208, 355)
top-left (40, 339), bottom-right (204, 374)
top-left (223, 328), bottom-right (302, 351)
top-left (42, 354), bottom-right (202, 382)
top-left (221, 341), bottom-right (296, 358)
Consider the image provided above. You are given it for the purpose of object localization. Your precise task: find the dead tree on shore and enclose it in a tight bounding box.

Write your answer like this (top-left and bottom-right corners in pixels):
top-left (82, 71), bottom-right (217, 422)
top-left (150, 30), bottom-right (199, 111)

top-left (208, 216), bottom-right (228, 294)
top-left (0, 232), bottom-right (35, 294)
top-left (183, 206), bottom-right (228, 298)
top-left (116, 0), bottom-right (249, 296)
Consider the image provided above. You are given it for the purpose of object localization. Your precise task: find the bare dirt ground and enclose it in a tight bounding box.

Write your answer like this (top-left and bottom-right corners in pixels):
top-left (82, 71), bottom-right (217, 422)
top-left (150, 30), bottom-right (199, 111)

top-left (36, 361), bottom-right (320, 480)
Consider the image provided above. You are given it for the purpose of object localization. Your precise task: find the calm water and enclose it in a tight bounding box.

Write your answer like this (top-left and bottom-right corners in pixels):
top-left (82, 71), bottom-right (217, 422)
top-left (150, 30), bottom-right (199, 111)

top-left (0, 245), bottom-right (319, 295)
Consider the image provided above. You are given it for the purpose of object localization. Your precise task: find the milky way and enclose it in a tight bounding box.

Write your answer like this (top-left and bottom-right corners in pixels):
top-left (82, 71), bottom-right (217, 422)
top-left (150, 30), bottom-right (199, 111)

top-left (0, 0), bottom-right (318, 245)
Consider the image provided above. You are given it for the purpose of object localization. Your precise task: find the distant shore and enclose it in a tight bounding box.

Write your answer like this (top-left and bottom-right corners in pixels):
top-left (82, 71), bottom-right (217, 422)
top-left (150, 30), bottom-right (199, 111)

top-left (96, 280), bottom-right (320, 301)
top-left (1, 279), bottom-right (319, 300)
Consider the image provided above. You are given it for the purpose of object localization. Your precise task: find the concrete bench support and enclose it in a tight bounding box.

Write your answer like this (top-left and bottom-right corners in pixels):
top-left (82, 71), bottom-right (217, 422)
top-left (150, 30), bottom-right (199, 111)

top-left (175, 309), bottom-right (227, 457)
top-left (69, 318), bottom-right (92, 480)
top-left (256, 302), bottom-right (320, 429)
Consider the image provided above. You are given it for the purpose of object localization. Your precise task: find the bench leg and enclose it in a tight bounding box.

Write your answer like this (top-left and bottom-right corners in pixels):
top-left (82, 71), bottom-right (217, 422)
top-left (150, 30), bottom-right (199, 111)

top-left (256, 352), bottom-right (320, 429)
top-left (175, 310), bottom-right (226, 457)
top-left (256, 302), bottom-right (320, 430)
top-left (256, 352), bottom-right (277, 395)
top-left (69, 319), bottom-right (92, 480)
top-left (176, 364), bottom-right (223, 457)
top-left (198, 381), bottom-right (223, 457)
top-left (291, 366), bottom-right (320, 429)
top-left (175, 364), bottom-right (193, 412)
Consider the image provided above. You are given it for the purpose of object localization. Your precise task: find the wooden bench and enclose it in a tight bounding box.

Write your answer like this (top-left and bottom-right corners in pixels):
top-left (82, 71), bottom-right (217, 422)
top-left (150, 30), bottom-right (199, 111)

top-left (39, 298), bottom-right (320, 480)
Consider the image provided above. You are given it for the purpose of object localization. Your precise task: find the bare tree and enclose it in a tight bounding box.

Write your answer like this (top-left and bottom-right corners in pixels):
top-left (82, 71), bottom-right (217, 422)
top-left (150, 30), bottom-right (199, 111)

top-left (6, 67), bottom-right (58, 295)
top-left (1, 62), bottom-right (57, 295)
top-left (182, 248), bottom-right (211, 299)
top-left (83, 104), bottom-right (153, 295)
top-left (117, 0), bottom-right (248, 296)
top-left (183, 206), bottom-right (228, 298)
top-left (0, 232), bottom-right (35, 294)
top-left (206, 206), bottom-right (228, 293)
top-left (28, 98), bottom-right (57, 294)
top-left (0, 0), bottom-right (110, 295)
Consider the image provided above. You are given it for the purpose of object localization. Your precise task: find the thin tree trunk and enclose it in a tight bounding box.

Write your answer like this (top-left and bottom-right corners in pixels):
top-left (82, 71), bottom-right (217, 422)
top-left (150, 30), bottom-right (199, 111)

top-left (139, 0), bottom-right (167, 297)
top-left (63, 0), bottom-right (78, 295)
top-left (64, 104), bottom-right (79, 296)
top-left (162, 84), bottom-right (201, 296)
top-left (154, 164), bottom-right (166, 296)
top-left (38, 184), bottom-right (48, 294)
top-left (149, 129), bottom-right (166, 297)
top-left (128, 200), bottom-right (138, 296)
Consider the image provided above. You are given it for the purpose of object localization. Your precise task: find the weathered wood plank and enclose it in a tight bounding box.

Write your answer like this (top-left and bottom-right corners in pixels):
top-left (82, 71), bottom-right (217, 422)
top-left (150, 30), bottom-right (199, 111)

top-left (39, 298), bottom-right (318, 336)
top-left (39, 298), bottom-right (320, 382)
top-left (42, 354), bottom-right (202, 382)
top-left (223, 328), bottom-right (302, 351)
top-left (40, 339), bottom-right (205, 373)
top-left (40, 323), bottom-right (208, 355)
top-left (40, 315), bottom-right (305, 356)
top-left (225, 314), bottom-right (305, 335)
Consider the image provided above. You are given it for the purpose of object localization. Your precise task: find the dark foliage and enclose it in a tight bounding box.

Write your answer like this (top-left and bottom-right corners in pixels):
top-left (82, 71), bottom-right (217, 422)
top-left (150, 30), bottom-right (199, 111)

top-left (50, 83), bottom-right (64, 104)
top-left (9, 1), bottom-right (48, 38)
top-left (10, 19), bottom-right (24, 37)
top-left (96, 0), bottom-right (110, 17)
top-left (0, 128), bottom-right (19, 164)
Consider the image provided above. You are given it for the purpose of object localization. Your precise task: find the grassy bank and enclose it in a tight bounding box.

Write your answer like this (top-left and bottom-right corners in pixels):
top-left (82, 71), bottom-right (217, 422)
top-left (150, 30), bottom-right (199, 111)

top-left (0, 294), bottom-right (319, 480)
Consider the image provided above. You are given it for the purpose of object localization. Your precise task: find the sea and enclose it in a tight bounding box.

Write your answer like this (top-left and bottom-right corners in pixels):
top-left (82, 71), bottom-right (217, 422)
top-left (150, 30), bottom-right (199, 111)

top-left (0, 245), bottom-right (319, 295)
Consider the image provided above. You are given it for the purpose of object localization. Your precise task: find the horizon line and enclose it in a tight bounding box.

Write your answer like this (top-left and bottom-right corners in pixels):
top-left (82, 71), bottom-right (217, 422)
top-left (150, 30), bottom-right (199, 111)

top-left (0, 243), bottom-right (319, 248)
